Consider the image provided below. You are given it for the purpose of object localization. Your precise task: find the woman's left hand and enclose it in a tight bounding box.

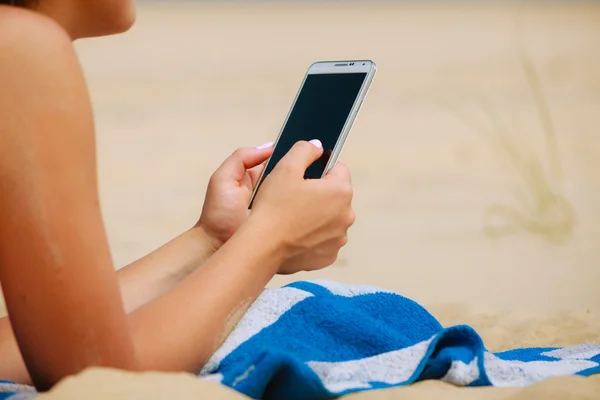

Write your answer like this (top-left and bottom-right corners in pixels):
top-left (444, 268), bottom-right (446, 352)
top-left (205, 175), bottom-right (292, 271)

top-left (196, 142), bottom-right (274, 250)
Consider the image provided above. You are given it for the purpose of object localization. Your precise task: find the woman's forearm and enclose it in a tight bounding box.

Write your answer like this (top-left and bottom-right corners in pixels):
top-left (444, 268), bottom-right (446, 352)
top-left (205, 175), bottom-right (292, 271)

top-left (117, 227), bottom-right (216, 313)
top-left (0, 220), bottom-right (280, 384)
top-left (0, 227), bottom-right (217, 385)
top-left (129, 216), bottom-right (283, 373)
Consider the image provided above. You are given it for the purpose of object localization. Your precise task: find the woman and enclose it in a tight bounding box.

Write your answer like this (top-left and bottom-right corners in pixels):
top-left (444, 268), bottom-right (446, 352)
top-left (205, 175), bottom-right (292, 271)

top-left (0, 0), bottom-right (354, 391)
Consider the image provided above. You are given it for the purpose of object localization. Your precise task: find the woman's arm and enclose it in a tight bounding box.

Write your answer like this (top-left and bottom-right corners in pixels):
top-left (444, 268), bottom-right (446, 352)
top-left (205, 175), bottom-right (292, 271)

top-left (0, 224), bottom-right (215, 386)
top-left (0, 10), bottom-right (137, 390)
top-left (0, 8), bottom-right (283, 387)
top-left (0, 5), bottom-right (267, 385)
top-left (116, 227), bottom-right (216, 314)
top-left (129, 217), bottom-right (284, 372)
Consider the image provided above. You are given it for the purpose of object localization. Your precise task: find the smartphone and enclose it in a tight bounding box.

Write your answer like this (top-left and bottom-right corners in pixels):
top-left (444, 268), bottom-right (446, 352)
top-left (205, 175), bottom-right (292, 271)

top-left (249, 60), bottom-right (377, 208)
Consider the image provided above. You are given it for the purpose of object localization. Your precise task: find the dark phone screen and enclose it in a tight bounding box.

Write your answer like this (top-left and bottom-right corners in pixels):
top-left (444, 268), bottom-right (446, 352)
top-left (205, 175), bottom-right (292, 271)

top-left (252, 72), bottom-right (366, 202)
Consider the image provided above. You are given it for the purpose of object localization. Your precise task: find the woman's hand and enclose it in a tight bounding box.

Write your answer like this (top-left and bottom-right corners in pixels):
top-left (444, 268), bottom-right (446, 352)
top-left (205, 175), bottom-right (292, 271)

top-left (196, 142), bottom-right (274, 250)
top-left (277, 237), bottom-right (348, 275)
top-left (249, 140), bottom-right (355, 274)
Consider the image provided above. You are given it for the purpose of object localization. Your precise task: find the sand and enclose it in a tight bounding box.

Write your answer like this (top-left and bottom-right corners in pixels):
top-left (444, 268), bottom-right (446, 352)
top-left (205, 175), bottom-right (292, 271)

top-left (3, 1), bottom-right (600, 398)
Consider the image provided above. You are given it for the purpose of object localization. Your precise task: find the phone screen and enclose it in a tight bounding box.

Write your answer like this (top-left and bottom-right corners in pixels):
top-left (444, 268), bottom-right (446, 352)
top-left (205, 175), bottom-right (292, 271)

top-left (254, 72), bottom-right (367, 197)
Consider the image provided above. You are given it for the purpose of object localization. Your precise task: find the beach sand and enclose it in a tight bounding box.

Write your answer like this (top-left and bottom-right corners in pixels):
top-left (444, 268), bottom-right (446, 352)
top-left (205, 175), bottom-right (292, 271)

top-left (3, 1), bottom-right (600, 398)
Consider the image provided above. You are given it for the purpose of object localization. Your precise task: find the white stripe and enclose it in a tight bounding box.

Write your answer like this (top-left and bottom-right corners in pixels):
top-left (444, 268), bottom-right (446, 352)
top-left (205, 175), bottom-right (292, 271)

top-left (541, 343), bottom-right (600, 360)
top-left (308, 337), bottom-right (434, 393)
top-left (483, 352), bottom-right (598, 387)
top-left (200, 287), bottom-right (313, 375)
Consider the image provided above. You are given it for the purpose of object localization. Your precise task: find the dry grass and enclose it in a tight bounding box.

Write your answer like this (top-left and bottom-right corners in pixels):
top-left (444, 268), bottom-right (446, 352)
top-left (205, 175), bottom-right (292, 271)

top-left (451, 31), bottom-right (576, 245)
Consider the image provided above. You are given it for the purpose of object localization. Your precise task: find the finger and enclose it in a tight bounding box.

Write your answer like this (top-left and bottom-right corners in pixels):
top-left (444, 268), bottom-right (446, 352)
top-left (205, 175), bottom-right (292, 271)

top-left (323, 161), bottom-right (351, 184)
top-left (248, 160), bottom-right (267, 188)
top-left (214, 144), bottom-right (274, 182)
top-left (278, 139), bottom-right (323, 174)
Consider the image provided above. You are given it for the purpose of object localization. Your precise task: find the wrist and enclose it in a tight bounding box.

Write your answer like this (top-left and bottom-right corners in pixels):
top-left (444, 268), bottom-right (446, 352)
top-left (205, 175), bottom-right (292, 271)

top-left (185, 226), bottom-right (220, 257)
top-left (240, 214), bottom-right (289, 270)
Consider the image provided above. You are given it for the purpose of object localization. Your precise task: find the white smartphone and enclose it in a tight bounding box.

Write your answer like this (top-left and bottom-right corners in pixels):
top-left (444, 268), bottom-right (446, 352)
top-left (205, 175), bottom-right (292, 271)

top-left (249, 60), bottom-right (377, 208)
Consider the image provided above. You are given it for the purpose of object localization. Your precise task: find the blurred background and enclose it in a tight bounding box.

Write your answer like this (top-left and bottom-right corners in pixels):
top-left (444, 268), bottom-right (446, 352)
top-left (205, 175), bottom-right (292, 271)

top-left (75, 1), bottom-right (599, 314)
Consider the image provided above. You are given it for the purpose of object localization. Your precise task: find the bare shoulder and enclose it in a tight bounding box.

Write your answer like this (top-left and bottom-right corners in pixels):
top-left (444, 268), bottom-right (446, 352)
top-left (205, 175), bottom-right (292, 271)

top-left (0, 6), bottom-right (72, 58)
top-left (0, 6), bottom-right (86, 103)
top-left (0, 6), bottom-right (92, 157)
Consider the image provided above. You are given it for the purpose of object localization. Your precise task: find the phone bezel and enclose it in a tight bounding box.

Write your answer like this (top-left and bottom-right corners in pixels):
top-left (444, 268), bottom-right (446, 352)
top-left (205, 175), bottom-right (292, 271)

top-left (248, 60), bottom-right (377, 208)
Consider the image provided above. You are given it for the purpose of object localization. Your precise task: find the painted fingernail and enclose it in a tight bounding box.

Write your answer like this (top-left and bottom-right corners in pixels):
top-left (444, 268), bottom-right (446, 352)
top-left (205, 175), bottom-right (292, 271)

top-left (309, 139), bottom-right (322, 148)
top-left (256, 142), bottom-right (274, 150)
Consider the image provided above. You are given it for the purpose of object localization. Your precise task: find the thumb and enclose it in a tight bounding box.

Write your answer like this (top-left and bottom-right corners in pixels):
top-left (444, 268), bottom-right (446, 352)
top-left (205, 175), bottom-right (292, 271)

top-left (278, 139), bottom-right (324, 175)
top-left (214, 143), bottom-right (274, 182)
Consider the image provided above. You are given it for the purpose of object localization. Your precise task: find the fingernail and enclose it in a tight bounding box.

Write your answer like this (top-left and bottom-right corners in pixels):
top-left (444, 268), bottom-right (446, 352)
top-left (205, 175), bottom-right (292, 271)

top-left (256, 142), bottom-right (274, 150)
top-left (309, 139), bottom-right (322, 148)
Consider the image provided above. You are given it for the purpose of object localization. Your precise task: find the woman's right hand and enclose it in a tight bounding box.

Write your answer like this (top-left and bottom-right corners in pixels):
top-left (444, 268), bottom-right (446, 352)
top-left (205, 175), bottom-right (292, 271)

top-left (249, 139), bottom-right (355, 273)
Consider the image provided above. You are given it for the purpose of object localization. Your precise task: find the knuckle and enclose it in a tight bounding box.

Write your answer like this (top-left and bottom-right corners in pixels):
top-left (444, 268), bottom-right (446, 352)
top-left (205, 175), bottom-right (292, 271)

top-left (293, 140), bottom-right (312, 152)
top-left (232, 147), bottom-right (247, 159)
top-left (347, 211), bottom-right (356, 227)
top-left (332, 181), bottom-right (350, 193)
top-left (345, 184), bottom-right (354, 199)
top-left (338, 235), bottom-right (349, 247)
top-left (337, 183), bottom-right (353, 201)
top-left (338, 162), bottom-right (352, 176)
